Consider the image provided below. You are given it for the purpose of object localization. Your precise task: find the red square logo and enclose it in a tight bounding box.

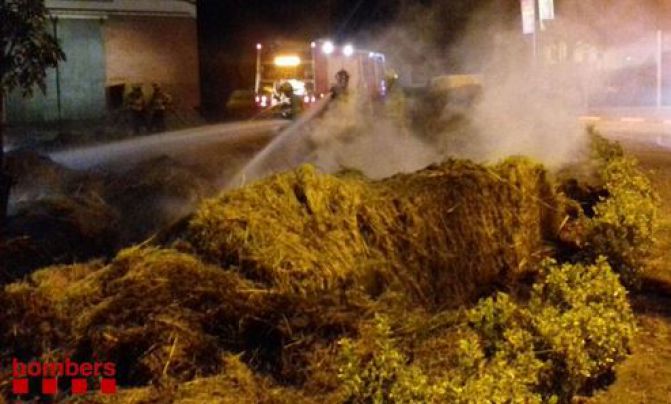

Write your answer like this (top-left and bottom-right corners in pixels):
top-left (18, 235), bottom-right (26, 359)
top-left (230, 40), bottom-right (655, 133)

top-left (71, 378), bottom-right (88, 394)
top-left (12, 378), bottom-right (29, 395)
top-left (100, 378), bottom-right (116, 394)
top-left (42, 378), bottom-right (58, 395)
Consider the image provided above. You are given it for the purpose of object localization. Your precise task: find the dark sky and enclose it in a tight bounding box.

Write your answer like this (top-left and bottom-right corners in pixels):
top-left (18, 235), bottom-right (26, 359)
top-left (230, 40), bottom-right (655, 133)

top-left (198, 0), bottom-right (401, 43)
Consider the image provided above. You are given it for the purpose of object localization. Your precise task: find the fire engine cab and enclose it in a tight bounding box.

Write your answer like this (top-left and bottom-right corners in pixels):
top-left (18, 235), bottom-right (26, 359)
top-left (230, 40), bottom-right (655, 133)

top-left (254, 39), bottom-right (387, 109)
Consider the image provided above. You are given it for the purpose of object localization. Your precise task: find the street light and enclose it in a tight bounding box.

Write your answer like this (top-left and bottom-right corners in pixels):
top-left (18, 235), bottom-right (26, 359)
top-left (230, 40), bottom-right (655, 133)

top-left (255, 43), bottom-right (262, 94)
top-left (343, 44), bottom-right (354, 57)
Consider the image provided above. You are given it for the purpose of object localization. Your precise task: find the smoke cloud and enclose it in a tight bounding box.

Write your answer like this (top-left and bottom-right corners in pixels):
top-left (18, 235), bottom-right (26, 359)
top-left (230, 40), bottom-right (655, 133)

top-left (236, 0), bottom-right (669, 183)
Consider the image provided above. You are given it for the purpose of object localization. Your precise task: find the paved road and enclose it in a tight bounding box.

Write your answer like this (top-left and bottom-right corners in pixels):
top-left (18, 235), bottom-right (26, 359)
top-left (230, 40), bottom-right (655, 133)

top-left (49, 119), bottom-right (290, 170)
top-left (46, 104), bottom-right (671, 179)
top-left (582, 107), bottom-right (671, 149)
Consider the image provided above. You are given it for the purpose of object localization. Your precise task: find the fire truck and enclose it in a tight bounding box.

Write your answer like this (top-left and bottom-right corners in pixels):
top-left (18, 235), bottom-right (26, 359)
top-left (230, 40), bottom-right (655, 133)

top-left (254, 39), bottom-right (387, 110)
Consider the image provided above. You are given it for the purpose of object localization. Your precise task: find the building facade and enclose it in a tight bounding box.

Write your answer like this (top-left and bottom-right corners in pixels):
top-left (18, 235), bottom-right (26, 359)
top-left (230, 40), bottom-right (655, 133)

top-left (7, 0), bottom-right (199, 124)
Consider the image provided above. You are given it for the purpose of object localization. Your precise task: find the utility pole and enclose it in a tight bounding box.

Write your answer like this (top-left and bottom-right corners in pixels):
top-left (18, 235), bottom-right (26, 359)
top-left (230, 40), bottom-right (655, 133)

top-left (524, 0), bottom-right (554, 66)
top-left (657, 30), bottom-right (663, 109)
top-left (520, 0), bottom-right (540, 64)
top-left (255, 43), bottom-right (262, 95)
top-left (532, 0), bottom-right (539, 64)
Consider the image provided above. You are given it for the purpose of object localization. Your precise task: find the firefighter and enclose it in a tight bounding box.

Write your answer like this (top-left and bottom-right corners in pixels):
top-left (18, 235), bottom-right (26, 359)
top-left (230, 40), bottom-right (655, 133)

top-left (331, 69), bottom-right (350, 99)
top-left (277, 81), bottom-right (302, 119)
top-left (148, 83), bottom-right (173, 133)
top-left (384, 70), bottom-right (407, 127)
top-left (125, 84), bottom-right (146, 135)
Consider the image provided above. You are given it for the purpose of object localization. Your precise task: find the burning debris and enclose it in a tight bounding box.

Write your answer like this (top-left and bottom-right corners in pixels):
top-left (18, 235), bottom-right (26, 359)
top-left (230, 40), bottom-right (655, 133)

top-left (1, 153), bottom-right (217, 280)
top-left (189, 158), bottom-right (563, 308)
top-left (0, 134), bottom-right (656, 401)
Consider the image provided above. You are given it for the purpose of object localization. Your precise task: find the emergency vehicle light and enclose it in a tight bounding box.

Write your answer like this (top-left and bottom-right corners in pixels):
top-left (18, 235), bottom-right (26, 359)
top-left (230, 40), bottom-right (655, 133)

top-left (322, 41), bottom-right (334, 55)
top-left (274, 55), bottom-right (301, 67)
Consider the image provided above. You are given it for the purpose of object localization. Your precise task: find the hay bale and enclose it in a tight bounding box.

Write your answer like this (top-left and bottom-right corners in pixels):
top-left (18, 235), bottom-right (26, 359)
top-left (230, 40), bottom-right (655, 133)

top-left (0, 248), bottom-right (261, 385)
top-left (5, 150), bottom-right (108, 210)
top-left (4, 150), bottom-right (75, 203)
top-left (1, 244), bottom-right (370, 388)
top-left (73, 247), bottom-right (261, 385)
top-left (0, 261), bottom-right (103, 362)
top-left (187, 159), bottom-right (564, 308)
top-left (3, 195), bottom-right (120, 278)
top-left (188, 164), bottom-right (371, 294)
top-left (81, 355), bottom-right (313, 404)
top-left (375, 157), bottom-right (561, 306)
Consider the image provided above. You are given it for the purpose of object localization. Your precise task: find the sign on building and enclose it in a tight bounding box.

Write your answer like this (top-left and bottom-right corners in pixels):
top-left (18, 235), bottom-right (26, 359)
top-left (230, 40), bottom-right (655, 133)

top-left (520, 0), bottom-right (535, 34)
top-left (539, 0), bottom-right (555, 21)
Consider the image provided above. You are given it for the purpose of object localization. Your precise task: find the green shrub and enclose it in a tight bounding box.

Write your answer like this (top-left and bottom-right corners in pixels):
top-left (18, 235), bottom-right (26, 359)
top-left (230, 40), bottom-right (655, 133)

top-left (444, 339), bottom-right (545, 404)
top-left (446, 294), bottom-right (545, 403)
top-left (336, 257), bottom-right (634, 403)
top-left (586, 133), bottom-right (658, 287)
top-left (465, 292), bottom-right (527, 353)
top-left (336, 315), bottom-right (442, 403)
top-left (445, 258), bottom-right (634, 402)
top-left (589, 157), bottom-right (658, 286)
top-left (530, 257), bottom-right (636, 397)
top-left (589, 129), bottom-right (624, 163)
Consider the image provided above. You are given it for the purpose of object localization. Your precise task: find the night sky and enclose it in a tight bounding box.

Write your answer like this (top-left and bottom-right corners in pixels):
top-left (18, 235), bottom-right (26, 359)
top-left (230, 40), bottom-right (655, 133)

top-left (196, 0), bottom-right (516, 119)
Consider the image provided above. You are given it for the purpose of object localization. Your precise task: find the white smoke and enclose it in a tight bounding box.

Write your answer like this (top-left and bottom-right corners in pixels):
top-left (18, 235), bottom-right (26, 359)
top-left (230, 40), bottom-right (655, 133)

top-left (234, 0), bottom-right (668, 183)
top-left (305, 94), bottom-right (439, 179)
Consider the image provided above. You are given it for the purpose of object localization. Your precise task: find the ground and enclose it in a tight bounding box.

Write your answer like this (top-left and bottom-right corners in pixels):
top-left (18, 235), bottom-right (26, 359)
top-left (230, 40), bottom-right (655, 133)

top-left (590, 140), bottom-right (671, 403)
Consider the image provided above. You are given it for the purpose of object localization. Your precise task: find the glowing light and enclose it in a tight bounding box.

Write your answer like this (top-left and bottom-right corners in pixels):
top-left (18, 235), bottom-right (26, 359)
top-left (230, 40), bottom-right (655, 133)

top-left (343, 44), bottom-right (354, 57)
top-left (286, 79), bottom-right (306, 95)
top-left (311, 96), bottom-right (316, 103)
top-left (274, 55), bottom-right (301, 67)
top-left (311, 41), bottom-right (316, 49)
top-left (322, 41), bottom-right (334, 55)
top-left (304, 95), bottom-right (310, 103)
top-left (256, 43), bottom-right (262, 50)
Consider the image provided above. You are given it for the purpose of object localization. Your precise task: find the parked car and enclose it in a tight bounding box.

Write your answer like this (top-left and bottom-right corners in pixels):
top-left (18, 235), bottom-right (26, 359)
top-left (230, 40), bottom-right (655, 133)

top-left (225, 89), bottom-right (257, 119)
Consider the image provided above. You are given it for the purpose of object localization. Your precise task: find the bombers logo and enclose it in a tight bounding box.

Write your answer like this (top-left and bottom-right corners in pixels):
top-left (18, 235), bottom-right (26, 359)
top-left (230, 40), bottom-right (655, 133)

top-left (10, 358), bottom-right (117, 396)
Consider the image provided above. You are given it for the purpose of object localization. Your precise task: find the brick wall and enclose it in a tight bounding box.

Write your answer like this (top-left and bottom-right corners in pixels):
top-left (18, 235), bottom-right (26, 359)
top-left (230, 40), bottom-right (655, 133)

top-left (104, 16), bottom-right (200, 112)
